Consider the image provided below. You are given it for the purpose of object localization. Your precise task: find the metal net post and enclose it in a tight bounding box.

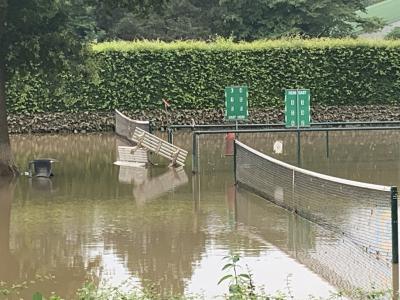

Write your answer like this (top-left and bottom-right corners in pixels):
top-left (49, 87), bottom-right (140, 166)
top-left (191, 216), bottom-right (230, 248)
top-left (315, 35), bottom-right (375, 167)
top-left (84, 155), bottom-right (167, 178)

top-left (392, 187), bottom-right (399, 264)
top-left (192, 133), bottom-right (198, 174)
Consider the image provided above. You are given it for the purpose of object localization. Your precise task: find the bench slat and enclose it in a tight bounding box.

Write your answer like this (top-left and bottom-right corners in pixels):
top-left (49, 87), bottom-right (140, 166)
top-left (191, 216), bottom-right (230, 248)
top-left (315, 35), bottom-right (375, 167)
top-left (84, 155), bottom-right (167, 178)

top-left (131, 128), bottom-right (188, 166)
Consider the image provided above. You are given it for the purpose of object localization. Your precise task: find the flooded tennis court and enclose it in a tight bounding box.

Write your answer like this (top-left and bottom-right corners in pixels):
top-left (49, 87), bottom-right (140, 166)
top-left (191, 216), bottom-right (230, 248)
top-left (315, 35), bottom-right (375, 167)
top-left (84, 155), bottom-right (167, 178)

top-left (2, 130), bottom-right (400, 299)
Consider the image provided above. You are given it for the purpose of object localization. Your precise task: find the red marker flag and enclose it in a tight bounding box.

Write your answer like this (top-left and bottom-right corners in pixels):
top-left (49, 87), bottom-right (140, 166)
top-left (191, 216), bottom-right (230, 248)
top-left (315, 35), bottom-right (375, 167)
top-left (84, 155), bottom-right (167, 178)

top-left (162, 98), bottom-right (171, 108)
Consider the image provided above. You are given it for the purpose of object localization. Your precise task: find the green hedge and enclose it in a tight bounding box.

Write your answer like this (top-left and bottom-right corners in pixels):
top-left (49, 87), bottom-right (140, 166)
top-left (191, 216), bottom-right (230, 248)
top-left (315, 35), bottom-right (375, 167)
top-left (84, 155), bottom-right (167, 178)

top-left (6, 38), bottom-right (400, 113)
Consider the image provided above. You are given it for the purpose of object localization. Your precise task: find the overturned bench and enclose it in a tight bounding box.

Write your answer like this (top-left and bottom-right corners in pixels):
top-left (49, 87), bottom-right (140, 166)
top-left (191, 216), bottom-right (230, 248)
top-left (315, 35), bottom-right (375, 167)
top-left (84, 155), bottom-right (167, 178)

top-left (131, 127), bottom-right (188, 167)
top-left (114, 146), bottom-right (148, 167)
top-left (114, 110), bottom-right (150, 166)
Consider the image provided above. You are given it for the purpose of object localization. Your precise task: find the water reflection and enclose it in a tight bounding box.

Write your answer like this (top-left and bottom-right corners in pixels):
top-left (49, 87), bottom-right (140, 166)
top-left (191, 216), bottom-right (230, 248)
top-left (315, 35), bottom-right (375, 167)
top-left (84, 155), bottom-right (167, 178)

top-left (131, 167), bottom-right (189, 203)
top-left (0, 179), bottom-right (18, 282)
top-left (29, 177), bottom-right (55, 194)
top-left (115, 135), bottom-right (190, 203)
top-left (13, 134), bottom-right (121, 201)
top-left (235, 184), bottom-right (397, 295)
top-left (102, 199), bottom-right (206, 295)
top-left (0, 178), bottom-right (103, 299)
top-left (5, 131), bottom-right (400, 299)
top-left (6, 134), bottom-right (204, 297)
top-left (118, 165), bottom-right (148, 184)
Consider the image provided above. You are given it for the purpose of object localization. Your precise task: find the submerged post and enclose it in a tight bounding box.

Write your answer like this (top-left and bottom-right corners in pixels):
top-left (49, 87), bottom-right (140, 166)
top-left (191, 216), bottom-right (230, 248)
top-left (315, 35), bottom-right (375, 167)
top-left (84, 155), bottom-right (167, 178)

top-left (192, 133), bottom-right (198, 174)
top-left (391, 187), bottom-right (399, 264)
top-left (326, 130), bottom-right (329, 158)
top-left (233, 140), bottom-right (237, 184)
top-left (393, 263), bottom-right (399, 300)
top-left (297, 130), bottom-right (301, 167)
top-left (167, 128), bottom-right (174, 144)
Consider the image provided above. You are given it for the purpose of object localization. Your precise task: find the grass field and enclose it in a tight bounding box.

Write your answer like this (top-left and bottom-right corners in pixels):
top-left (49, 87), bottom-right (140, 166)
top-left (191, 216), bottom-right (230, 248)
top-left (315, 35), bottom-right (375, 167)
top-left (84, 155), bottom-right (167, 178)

top-left (363, 0), bottom-right (400, 23)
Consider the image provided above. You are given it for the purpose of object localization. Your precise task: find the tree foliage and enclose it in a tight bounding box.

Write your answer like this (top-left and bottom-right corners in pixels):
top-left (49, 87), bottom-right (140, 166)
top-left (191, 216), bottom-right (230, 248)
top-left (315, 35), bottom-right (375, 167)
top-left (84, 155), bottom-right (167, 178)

top-left (0, 0), bottom-right (164, 174)
top-left (219, 0), bottom-right (383, 39)
top-left (386, 27), bottom-right (400, 39)
top-left (1, 1), bottom-right (90, 72)
top-left (0, 0), bottom-right (94, 174)
top-left (101, 0), bottom-right (383, 41)
top-left (363, 0), bottom-right (385, 5)
top-left (0, 0), bottom-right (168, 76)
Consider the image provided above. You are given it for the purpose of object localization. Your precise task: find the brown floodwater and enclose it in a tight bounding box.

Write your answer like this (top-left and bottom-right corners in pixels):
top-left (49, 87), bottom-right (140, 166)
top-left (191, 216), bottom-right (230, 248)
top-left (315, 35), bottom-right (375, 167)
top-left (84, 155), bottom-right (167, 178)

top-left (1, 130), bottom-right (400, 299)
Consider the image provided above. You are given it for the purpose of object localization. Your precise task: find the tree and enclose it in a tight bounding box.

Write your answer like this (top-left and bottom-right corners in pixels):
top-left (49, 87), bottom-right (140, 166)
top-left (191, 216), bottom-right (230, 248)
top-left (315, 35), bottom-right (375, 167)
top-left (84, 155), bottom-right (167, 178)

top-left (217, 0), bottom-right (383, 40)
top-left (0, 0), bottom-right (166, 177)
top-left (0, 0), bottom-right (88, 176)
top-left (103, 0), bottom-right (219, 41)
top-left (96, 0), bottom-right (383, 41)
top-left (0, 0), bottom-right (12, 176)
top-left (93, 0), bottom-right (169, 40)
top-left (386, 27), bottom-right (400, 40)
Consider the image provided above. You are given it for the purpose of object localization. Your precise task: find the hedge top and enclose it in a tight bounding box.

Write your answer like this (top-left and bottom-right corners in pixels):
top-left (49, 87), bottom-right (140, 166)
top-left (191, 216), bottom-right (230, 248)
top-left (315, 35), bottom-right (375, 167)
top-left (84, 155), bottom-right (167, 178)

top-left (92, 38), bottom-right (400, 52)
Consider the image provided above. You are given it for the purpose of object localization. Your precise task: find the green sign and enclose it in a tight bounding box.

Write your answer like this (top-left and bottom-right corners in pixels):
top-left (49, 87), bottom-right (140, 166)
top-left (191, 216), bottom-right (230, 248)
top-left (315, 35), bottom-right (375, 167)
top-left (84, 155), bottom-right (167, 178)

top-left (284, 89), bottom-right (311, 128)
top-left (225, 86), bottom-right (249, 120)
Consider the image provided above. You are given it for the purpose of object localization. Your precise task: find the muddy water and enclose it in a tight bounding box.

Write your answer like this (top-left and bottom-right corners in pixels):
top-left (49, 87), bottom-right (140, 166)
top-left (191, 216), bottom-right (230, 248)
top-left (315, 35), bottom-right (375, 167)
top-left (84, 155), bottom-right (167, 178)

top-left (1, 131), bottom-right (399, 299)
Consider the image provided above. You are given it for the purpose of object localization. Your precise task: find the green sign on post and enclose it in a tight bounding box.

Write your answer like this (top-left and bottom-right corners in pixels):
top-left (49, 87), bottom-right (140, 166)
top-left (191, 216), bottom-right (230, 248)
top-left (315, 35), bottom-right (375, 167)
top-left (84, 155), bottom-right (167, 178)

top-left (284, 89), bottom-right (311, 128)
top-left (225, 86), bottom-right (249, 121)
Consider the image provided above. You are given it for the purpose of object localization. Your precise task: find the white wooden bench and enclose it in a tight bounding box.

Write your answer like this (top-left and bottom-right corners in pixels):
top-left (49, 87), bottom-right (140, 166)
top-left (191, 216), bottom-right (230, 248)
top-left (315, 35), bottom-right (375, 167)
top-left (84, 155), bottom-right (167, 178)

top-left (114, 110), bottom-right (150, 165)
top-left (114, 146), bottom-right (148, 167)
top-left (115, 109), bottom-right (150, 138)
top-left (131, 127), bottom-right (188, 167)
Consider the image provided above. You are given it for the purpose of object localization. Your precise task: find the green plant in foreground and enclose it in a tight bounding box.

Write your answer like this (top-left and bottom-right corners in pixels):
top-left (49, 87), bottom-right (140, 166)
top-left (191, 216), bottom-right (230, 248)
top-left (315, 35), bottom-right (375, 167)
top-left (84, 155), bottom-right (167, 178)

top-left (22, 255), bottom-right (399, 300)
top-left (32, 292), bottom-right (62, 300)
top-left (216, 254), bottom-right (396, 300)
top-left (218, 254), bottom-right (258, 299)
top-left (75, 281), bottom-right (198, 300)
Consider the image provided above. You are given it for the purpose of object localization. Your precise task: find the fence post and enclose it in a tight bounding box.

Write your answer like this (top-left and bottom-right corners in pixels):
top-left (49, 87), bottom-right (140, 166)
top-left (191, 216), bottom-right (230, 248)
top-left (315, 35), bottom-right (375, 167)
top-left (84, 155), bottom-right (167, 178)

top-left (297, 130), bottom-right (301, 167)
top-left (192, 133), bottom-right (198, 174)
top-left (233, 140), bottom-right (237, 184)
top-left (393, 263), bottom-right (399, 300)
top-left (326, 130), bottom-right (329, 158)
top-left (392, 187), bottom-right (399, 264)
top-left (167, 128), bottom-right (173, 144)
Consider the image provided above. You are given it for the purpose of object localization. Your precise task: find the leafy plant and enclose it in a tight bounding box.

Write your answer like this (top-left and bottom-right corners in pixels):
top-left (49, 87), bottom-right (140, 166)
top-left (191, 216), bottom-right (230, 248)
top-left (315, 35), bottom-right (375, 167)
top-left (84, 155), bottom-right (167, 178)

top-left (23, 270), bottom-right (399, 300)
top-left (218, 254), bottom-right (257, 299)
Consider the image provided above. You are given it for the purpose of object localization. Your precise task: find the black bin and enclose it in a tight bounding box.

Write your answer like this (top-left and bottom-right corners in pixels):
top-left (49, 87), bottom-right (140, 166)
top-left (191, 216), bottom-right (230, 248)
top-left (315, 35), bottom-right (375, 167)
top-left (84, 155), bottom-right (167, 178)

top-left (28, 159), bottom-right (56, 178)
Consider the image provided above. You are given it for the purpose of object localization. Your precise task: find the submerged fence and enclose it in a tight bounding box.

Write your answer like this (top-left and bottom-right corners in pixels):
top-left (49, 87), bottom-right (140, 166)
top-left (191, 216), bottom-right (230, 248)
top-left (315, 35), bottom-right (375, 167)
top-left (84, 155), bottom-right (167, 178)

top-left (234, 140), bottom-right (399, 264)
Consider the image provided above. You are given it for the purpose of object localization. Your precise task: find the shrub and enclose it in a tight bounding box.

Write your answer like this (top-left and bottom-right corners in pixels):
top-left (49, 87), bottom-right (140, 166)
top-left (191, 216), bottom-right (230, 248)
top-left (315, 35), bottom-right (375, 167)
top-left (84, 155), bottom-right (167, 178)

top-left (6, 38), bottom-right (400, 113)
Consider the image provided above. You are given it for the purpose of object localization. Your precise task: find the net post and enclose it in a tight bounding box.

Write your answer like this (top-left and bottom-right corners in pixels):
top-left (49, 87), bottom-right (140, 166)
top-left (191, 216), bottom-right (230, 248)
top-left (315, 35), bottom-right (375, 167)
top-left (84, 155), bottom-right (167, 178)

top-left (167, 128), bottom-right (173, 144)
top-left (325, 130), bottom-right (329, 158)
top-left (393, 263), bottom-right (399, 300)
top-left (296, 130), bottom-right (301, 167)
top-left (234, 140), bottom-right (237, 184)
top-left (391, 186), bottom-right (399, 264)
top-left (192, 133), bottom-right (198, 174)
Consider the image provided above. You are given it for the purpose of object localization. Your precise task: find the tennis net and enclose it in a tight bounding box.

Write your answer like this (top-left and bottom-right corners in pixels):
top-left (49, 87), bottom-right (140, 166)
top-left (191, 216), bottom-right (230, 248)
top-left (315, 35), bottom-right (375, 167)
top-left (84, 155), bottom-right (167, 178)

top-left (234, 140), bottom-right (398, 263)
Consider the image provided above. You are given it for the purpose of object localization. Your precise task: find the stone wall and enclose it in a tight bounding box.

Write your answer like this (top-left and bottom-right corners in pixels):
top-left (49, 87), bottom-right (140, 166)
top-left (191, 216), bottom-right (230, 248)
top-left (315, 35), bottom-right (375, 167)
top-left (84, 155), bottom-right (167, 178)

top-left (8, 105), bottom-right (400, 134)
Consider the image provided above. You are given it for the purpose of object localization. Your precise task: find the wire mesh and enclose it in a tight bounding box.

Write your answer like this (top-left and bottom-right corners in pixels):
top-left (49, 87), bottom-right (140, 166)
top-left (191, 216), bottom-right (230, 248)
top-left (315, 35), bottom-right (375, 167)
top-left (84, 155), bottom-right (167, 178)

top-left (235, 140), bottom-right (396, 262)
top-left (236, 188), bottom-right (394, 293)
